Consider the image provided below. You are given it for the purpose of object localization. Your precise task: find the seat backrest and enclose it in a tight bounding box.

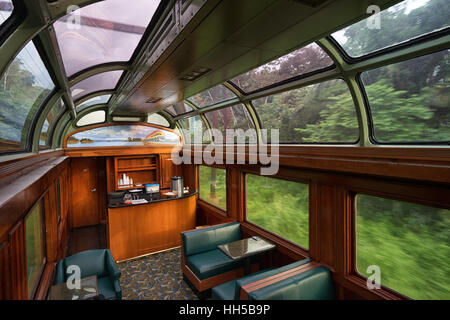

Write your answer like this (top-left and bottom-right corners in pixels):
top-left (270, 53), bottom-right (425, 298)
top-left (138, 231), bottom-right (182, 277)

top-left (248, 265), bottom-right (335, 300)
top-left (60, 249), bottom-right (109, 281)
top-left (235, 258), bottom-right (311, 299)
top-left (182, 222), bottom-right (241, 256)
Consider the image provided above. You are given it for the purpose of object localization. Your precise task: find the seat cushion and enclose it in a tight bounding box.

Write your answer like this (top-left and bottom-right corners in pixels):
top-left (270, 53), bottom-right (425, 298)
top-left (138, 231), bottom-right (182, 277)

top-left (186, 249), bottom-right (243, 280)
top-left (248, 265), bottom-right (335, 300)
top-left (97, 277), bottom-right (119, 300)
top-left (183, 222), bottom-right (241, 256)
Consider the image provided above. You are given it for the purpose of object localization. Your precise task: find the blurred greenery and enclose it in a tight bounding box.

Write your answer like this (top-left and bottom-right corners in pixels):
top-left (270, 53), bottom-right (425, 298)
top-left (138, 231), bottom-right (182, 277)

top-left (199, 166), bottom-right (227, 211)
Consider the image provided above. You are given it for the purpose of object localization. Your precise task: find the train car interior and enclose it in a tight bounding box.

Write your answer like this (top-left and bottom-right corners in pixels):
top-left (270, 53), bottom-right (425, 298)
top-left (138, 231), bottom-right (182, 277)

top-left (0, 0), bottom-right (448, 303)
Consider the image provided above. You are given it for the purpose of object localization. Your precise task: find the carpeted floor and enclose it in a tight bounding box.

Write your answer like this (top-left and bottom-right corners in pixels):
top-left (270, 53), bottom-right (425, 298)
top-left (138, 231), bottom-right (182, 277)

top-left (118, 247), bottom-right (198, 300)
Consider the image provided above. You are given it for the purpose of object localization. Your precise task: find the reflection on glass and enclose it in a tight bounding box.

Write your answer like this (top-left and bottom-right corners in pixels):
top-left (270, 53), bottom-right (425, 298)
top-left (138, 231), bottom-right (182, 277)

top-left (356, 194), bottom-right (450, 299)
top-left (252, 79), bottom-right (358, 143)
top-left (332, 0), bottom-right (449, 57)
top-left (76, 110), bottom-right (105, 127)
top-left (246, 174), bottom-right (309, 249)
top-left (199, 165), bottom-right (226, 211)
top-left (165, 102), bottom-right (193, 116)
top-left (231, 43), bottom-right (333, 93)
top-left (187, 84), bottom-right (237, 108)
top-left (76, 94), bottom-right (111, 112)
top-left (147, 113), bottom-right (170, 127)
top-left (0, 41), bottom-right (55, 152)
top-left (0, 0), bottom-right (13, 25)
top-left (25, 201), bottom-right (46, 298)
top-left (361, 50), bottom-right (449, 143)
top-left (67, 124), bottom-right (181, 147)
top-left (203, 104), bottom-right (257, 144)
top-left (71, 70), bottom-right (123, 101)
top-left (39, 98), bottom-right (65, 148)
top-left (178, 115), bottom-right (210, 144)
top-left (54, 0), bottom-right (161, 76)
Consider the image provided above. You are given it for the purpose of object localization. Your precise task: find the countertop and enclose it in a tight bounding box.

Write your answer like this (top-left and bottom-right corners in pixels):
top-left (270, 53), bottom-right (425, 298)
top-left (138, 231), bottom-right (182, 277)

top-left (108, 190), bottom-right (198, 209)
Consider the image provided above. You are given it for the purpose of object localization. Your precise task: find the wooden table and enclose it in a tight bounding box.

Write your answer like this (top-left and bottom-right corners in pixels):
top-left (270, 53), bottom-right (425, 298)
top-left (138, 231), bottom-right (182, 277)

top-left (48, 275), bottom-right (98, 300)
top-left (218, 236), bottom-right (276, 274)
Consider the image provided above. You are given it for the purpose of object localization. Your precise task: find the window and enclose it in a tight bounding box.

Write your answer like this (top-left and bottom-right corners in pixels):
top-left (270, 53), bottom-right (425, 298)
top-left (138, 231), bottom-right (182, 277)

top-left (355, 194), bottom-right (450, 299)
top-left (230, 43), bottom-right (334, 93)
top-left (178, 115), bottom-right (210, 144)
top-left (25, 200), bottom-right (46, 298)
top-left (165, 102), bottom-right (193, 116)
top-left (332, 0), bottom-right (450, 58)
top-left (187, 84), bottom-right (237, 108)
top-left (71, 70), bottom-right (123, 101)
top-left (53, 0), bottom-right (162, 76)
top-left (76, 94), bottom-right (111, 113)
top-left (0, 0), bottom-right (13, 26)
top-left (39, 98), bottom-right (66, 148)
top-left (361, 49), bottom-right (449, 143)
top-left (0, 40), bottom-right (55, 153)
top-left (76, 110), bottom-right (106, 127)
top-left (199, 166), bottom-right (226, 211)
top-left (147, 113), bottom-right (170, 127)
top-left (203, 104), bottom-right (257, 144)
top-left (246, 174), bottom-right (309, 249)
top-left (252, 79), bottom-right (359, 143)
top-left (67, 124), bottom-right (181, 147)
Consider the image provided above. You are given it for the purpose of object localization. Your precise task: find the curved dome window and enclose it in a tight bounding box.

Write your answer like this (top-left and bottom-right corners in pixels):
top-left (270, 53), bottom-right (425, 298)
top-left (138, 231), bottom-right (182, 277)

top-left (187, 84), bottom-right (237, 108)
top-left (147, 113), bottom-right (170, 127)
top-left (165, 102), bottom-right (193, 116)
top-left (76, 94), bottom-right (111, 113)
top-left (66, 124), bottom-right (181, 147)
top-left (39, 98), bottom-right (66, 148)
top-left (0, 0), bottom-right (13, 26)
top-left (0, 40), bottom-right (55, 153)
top-left (230, 43), bottom-right (333, 93)
top-left (54, 0), bottom-right (161, 76)
top-left (71, 70), bottom-right (123, 101)
top-left (331, 0), bottom-right (449, 58)
top-left (76, 110), bottom-right (106, 127)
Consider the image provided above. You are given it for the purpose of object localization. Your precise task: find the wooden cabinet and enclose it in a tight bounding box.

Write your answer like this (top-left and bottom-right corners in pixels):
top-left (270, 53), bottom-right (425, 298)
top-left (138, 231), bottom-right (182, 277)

top-left (159, 154), bottom-right (182, 189)
top-left (114, 155), bottom-right (159, 190)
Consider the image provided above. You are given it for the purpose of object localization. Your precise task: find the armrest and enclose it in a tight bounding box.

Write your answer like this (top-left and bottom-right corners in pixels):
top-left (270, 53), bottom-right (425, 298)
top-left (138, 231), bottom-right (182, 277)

top-left (105, 249), bottom-right (121, 280)
top-left (113, 278), bottom-right (122, 298)
top-left (54, 260), bottom-right (66, 284)
top-left (240, 261), bottom-right (320, 300)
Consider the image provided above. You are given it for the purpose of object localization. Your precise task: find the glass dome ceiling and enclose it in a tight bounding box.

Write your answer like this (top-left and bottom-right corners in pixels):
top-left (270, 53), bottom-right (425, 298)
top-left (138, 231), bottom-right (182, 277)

top-left (71, 70), bottom-right (123, 101)
top-left (0, 0), bottom-right (13, 26)
top-left (54, 0), bottom-right (161, 76)
top-left (76, 94), bottom-right (112, 113)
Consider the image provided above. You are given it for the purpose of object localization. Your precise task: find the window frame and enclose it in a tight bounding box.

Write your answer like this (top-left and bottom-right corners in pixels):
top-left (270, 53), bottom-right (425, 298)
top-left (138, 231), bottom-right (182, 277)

top-left (0, 0), bottom-right (26, 47)
top-left (243, 172), bottom-right (311, 252)
top-left (197, 164), bottom-right (228, 214)
top-left (24, 196), bottom-right (47, 300)
top-left (75, 109), bottom-right (107, 128)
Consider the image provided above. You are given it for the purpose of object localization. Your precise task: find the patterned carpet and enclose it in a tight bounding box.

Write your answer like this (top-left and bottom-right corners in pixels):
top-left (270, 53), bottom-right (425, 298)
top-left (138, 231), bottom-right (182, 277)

top-left (118, 247), bottom-right (198, 300)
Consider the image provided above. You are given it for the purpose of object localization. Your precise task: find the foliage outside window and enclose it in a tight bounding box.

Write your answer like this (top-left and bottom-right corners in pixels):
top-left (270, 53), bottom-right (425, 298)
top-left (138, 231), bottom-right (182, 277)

top-left (231, 43), bottom-right (333, 93)
top-left (187, 84), bottom-right (237, 108)
top-left (332, 0), bottom-right (449, 58)
top-left (252, 79), bottom-right (359, 143)
top-left (178, 115), bottom-right (211, 144)
top-left (25, 200), bottom-right (46, 298)
top-left (0, 41), bottom-right (55, 153)
top-left (199, 165), bottom-right (226, 211)
top-left (355, 194), bottom-right (450, 299)
top-left (246, 174), bottom-right (309, 249)
top-left (362, 49), bottom-right (449, 143)
top-left (39, 98), bottom-right (66, 148)
top-left (203, 104), bottom-right (257, 144)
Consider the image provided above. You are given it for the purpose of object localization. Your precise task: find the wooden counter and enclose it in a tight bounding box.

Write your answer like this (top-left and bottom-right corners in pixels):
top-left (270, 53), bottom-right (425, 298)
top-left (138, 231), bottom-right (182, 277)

top-left (107, 193), bottom-right (196, 261)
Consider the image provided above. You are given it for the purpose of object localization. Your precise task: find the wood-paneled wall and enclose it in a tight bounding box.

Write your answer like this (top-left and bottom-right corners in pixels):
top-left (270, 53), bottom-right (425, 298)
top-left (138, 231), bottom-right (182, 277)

top-left (192, 146), bottom-right (450, 300)
top-left (0, 152), bottom-right (71, 300)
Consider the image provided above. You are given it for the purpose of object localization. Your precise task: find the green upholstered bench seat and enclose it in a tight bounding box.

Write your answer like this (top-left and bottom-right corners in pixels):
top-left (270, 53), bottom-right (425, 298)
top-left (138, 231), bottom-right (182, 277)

top-left (248, 265), bottom-right (335, 300)
top-left (185, 249), bottom-right (243, 280)
top-left (211, 258), bottom-right (311, 300)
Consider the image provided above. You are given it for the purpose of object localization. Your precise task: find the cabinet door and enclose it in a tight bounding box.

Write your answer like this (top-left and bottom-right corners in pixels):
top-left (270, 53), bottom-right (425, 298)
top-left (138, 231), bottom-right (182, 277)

top-left (160, 154), bottom-right (181, 189)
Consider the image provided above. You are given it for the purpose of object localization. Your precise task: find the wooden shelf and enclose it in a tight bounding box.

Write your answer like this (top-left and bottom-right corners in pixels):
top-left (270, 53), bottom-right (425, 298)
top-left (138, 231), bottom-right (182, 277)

top-left (114, 155), bottom-right (159, 191)
top-left (118, 166), bottom-right (157, 172)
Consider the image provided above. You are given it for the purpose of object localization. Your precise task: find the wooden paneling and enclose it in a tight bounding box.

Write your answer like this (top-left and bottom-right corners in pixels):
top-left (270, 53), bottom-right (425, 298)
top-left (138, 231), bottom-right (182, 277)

top-left (0, 241), bottom-right (12, 300)
top-left (107, 195), bottom-right (196, 261)
top-left (70, 158), bottom-right (103, 228)
top-left (8, 221), bottom-right (27, 300)
top-left (160, 153), bottom-right (182, 189)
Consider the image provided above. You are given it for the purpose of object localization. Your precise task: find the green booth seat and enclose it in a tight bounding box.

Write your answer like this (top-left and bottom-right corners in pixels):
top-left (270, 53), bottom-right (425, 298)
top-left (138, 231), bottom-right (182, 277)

top-left (54, 249), bottom-right (122, 300)
top-left (182, 222), bottom-right (243, 281)
top-left (212, 258), bottom-right (335, 300)
top-left (211, 258), bottom-right (311, 300)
